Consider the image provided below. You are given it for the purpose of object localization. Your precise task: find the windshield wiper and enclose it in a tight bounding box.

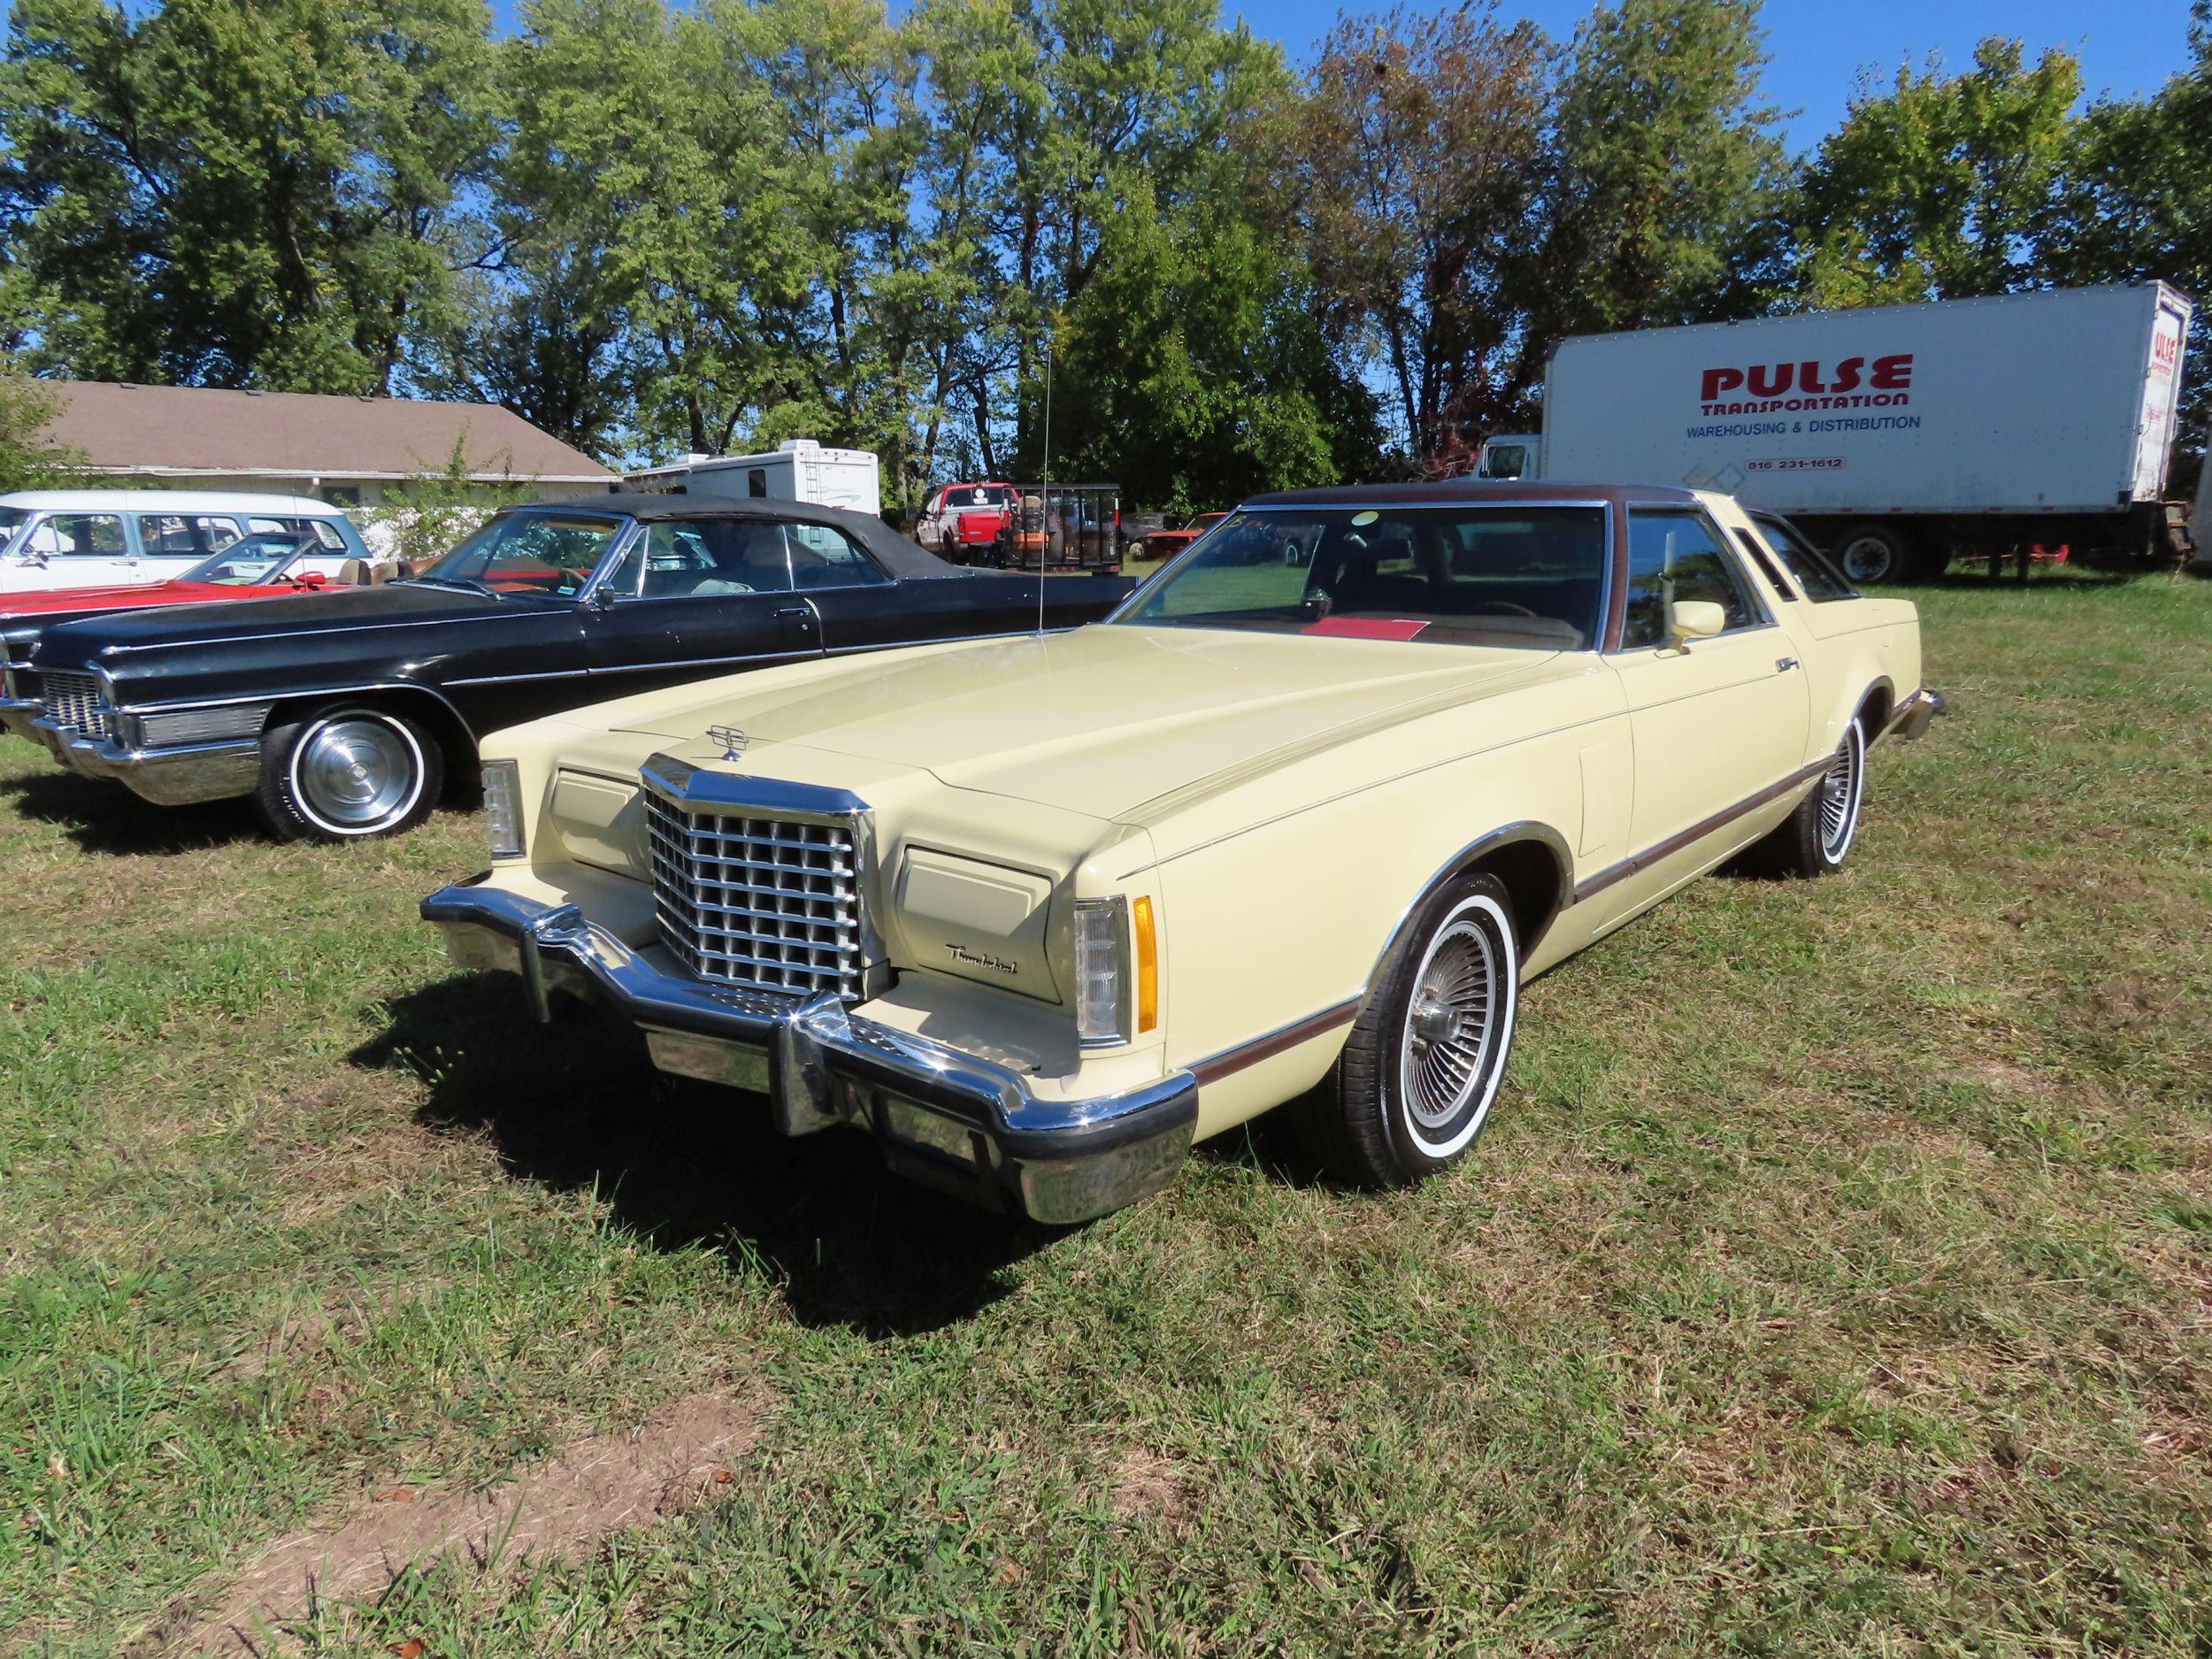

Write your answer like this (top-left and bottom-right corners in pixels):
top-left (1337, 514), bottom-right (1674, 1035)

top-left (400, 573), bottom-right (496, 596)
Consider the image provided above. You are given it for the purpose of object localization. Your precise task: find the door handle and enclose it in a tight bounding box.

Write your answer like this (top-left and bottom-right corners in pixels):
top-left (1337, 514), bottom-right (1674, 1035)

top-left (774, 605), bottom-right (812, 619)
top-left (775, 604), bottom-right (817, 631)
top-left (1776, 656), bottom-right (1800, 672)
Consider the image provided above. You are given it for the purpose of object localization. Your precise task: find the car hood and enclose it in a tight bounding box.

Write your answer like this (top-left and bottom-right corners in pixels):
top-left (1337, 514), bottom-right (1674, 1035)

top-left (614, 624), bottom-right (1565, 821)
top-left (32, 581), bottom-right (531, 664)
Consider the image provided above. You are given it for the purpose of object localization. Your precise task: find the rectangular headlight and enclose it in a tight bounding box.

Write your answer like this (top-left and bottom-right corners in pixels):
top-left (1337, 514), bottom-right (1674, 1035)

top-left (482, 758), bottom-right (526, 860)
top-left (1073, 895), bottom-right (1130, 1047)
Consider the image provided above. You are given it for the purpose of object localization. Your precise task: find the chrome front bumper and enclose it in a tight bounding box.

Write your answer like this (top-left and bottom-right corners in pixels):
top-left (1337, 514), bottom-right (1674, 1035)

top-left (0, 695), bottom-right (41, 743)
top-left (420, 878), bottom-right (1199, 1225)
top-left (1887, 687), bottom-right (1946, 742)
top-left (27, 717), bottom-right (260, 805)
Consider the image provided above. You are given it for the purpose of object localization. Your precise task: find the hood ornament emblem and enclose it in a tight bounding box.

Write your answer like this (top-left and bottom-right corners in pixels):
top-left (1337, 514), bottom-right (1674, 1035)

top-left (705, 724), bottom-right (750, 763)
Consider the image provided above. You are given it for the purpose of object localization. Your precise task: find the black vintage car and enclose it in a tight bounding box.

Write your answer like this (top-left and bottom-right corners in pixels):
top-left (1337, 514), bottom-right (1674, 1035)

top-left (0, 495), bottom-right (1133, 841)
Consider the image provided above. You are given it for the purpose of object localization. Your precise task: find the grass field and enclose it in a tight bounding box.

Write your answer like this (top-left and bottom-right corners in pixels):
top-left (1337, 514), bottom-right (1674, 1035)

top-left (5, 572), bottom-right (2210, 1656)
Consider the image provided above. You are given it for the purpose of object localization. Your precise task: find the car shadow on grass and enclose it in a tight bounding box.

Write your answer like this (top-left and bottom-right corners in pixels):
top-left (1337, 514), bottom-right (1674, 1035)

top-left (0, 765), bottom-right (265, 855)
top-left (351, 972), bottom-right (1048, 1338)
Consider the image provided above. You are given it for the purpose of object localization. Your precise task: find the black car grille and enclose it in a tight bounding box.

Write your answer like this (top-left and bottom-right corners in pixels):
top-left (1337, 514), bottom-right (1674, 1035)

top-left (645, 793), bottom-right (864, 1001)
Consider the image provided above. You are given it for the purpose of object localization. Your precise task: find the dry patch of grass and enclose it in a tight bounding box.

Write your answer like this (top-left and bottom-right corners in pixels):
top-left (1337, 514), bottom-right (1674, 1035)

top-left (154, 1383), bottom-right (772, 1656)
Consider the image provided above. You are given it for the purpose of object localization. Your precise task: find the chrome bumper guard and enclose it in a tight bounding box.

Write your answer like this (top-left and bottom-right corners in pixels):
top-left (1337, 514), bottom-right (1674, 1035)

top-left (28, 718), bottom-right (261, 805)
top-left (0, 695), bottom-right (41, 742)
top-left (420, 878), bottom-right (1199, 1225)
top-left (1887, 687), bottom-right (1946, 742)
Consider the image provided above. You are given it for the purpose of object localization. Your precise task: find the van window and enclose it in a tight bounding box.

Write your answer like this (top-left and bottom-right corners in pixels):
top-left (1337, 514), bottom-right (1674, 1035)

top-left (140, 515), bottom-right (245, 556)
top-left (26, 514), bottom-right (125, 557)
top-left (245, 517), bottom-right (349, 551)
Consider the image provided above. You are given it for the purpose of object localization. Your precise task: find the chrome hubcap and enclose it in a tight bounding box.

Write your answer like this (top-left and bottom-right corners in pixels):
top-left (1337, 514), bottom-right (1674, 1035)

top-left (1819, 726), bottom-right (1864, 861)
top-left (1401, 918), bottom-right (1499, 1131)
top-left (296, 718), bottom-right (416, 829)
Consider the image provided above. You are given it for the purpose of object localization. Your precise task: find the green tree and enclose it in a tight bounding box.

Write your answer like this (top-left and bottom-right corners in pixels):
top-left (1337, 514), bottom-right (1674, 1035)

top-left (1294, 2), bottom-right (1550, 461)
top-left (1791, 38), bottom-right (2081, 307)
top-left (0, 361), bottom-right (82, 490)
top-left (0, 0), bottom-right (500, 392)
top-left (1532, 0), bottom-right (1789, 339)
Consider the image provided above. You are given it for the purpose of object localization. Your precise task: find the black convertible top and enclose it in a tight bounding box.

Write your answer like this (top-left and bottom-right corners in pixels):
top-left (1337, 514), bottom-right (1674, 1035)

top-left (526, 490), bottom-right (964, 580)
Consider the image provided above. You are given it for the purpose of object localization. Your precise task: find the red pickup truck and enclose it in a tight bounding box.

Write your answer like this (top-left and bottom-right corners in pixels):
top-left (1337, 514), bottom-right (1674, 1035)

top-left (915, 482), bottom-right (1018, 557)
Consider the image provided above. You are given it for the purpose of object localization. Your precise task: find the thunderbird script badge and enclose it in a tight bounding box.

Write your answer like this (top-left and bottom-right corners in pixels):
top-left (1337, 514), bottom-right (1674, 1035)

top-left (705, 725), bottom-right (750, 763)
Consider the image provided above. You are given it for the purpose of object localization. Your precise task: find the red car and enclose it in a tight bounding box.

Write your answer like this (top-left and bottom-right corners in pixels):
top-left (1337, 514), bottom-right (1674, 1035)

top-left (1140, 511), bottom-right (1229, 559)
top-left (0, 532), bottom-right (364, 670)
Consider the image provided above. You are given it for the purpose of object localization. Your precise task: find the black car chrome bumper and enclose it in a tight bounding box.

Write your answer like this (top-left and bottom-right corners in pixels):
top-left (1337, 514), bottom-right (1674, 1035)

top-left (420, 878), bottom-right (1199, 1225)
top-left (0, 695), bottom-right (41, 742)
top-left (1887, 687), bottom-right (1946, 741)
top-left (29, 717), bottom-right (261, 805)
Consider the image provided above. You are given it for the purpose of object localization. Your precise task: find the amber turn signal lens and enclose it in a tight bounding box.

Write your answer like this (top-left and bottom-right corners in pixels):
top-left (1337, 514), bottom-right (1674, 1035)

top-left (1133, 895), bottom-right (1158, 1033)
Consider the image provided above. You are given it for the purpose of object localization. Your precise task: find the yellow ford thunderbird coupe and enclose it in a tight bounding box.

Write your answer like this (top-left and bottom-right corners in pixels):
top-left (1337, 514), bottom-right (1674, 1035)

top-left (422, 482), bottom-right (1941, 1224)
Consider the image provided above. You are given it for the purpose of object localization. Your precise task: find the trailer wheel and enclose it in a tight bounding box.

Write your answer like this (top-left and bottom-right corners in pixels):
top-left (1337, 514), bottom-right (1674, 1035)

top-left (1835, 523), bottom-right (1911, 585)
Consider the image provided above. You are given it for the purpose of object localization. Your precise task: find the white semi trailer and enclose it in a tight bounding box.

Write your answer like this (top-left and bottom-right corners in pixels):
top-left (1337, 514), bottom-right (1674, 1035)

top-left (1478, 284), bottom-right (2193, 582)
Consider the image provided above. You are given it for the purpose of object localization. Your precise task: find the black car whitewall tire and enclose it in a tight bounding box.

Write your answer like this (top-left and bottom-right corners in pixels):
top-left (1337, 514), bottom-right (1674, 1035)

top-left (257, 705), bottom-right (444, 842)
top-left (1743, 717), bottom-right (1867, 879)
top-left (1296, 870), bottom-right (1520, 1187)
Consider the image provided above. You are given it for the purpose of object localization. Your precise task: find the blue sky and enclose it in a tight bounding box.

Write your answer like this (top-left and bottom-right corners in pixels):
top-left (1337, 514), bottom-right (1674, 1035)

top-left (1233, 0), bottom-right (2194, 153)
top-left (485, 1), bottom-right (2195, 154)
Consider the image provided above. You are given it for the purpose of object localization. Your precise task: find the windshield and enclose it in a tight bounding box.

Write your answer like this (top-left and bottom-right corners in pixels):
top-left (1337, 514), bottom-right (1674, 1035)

top-left (419, 512), bottom-right (624, 597)
top-left (1118, 504), bottom-right (1609, 650)
top-left (0, 507), bottom-right (31, 551)
top-left (180, 533), bottom-right (312, 586)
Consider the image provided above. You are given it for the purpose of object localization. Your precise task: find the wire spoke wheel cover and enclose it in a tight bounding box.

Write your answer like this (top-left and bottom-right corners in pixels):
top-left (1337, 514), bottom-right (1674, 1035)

top-left (1395, 893), bottom-right (1517, 1159)
top-left (1819, 720), bottom-right (1867, 864)
top-left (289, 713), bottom-right (425, 835)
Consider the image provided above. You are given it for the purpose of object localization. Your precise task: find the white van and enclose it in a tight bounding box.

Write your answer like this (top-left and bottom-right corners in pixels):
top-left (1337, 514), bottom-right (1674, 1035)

top-left (0, 490), bottom-right (371, 594)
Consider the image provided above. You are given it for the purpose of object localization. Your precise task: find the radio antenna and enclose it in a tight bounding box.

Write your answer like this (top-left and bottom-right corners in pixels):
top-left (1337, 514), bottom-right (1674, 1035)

top-left (1036, 331), bottom-right (1052, 637)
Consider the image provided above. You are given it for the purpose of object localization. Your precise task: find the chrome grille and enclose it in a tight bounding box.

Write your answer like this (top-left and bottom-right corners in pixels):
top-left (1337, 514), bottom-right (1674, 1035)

top-left (38, 671), bottom-right (106, 737)
top-left (645, 792), bottom-right (864, 999)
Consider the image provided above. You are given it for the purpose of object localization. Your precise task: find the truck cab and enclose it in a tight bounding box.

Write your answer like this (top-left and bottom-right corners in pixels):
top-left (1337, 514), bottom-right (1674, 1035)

top-left (1474, 434), bottom-right (1541, 481)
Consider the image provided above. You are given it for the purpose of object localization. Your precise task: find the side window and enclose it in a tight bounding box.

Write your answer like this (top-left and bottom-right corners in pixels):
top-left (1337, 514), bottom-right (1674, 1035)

top-left (1752, 516), bottom-right (1858, 603)
top-left (1622, 511), bottom-right (1767, 648)
top-left (786, 522), bottom-right (889, 588)
top-left (141, 515), bottom-right (245, 556)
top-left (634, 519), bottom-right (796, 599)
top-left (27, 514), bottom-right (125, 557)
top-left (251, 517), bottom-right (343, 551)
top-left (1730, 528), bottom-right (1800, 601)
